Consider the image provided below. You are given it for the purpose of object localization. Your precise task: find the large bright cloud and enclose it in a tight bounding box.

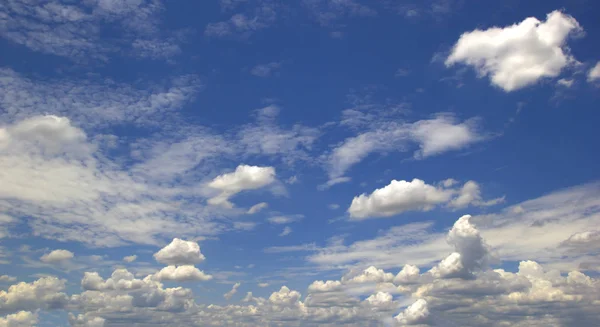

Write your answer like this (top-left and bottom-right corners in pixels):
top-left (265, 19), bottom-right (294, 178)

top-left (153, 238), bottom-right (206, 266)
top-left (446, 10), bottom-right (582, 91)
top-left (348, 179), bottom-right (501, 219)
top-left (207, 164), bottom-right (276, 208)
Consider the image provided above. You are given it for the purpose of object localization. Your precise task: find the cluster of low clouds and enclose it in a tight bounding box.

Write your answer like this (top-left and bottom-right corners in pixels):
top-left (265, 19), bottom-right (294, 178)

top-left (2, 213), bottom-right (600, 326)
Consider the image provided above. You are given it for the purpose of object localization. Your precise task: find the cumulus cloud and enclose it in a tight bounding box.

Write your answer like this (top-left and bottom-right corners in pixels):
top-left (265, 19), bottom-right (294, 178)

top-left (40, 249), bottom-right (74, 264)
top-left (348, 179), bottom-right (502, 219)
top-left (394, 299), bottom-right (430, 325)
top-left (588, 61), bottom-right (600, 82)
top-left (0, 311), bottom-right (37, 327)
top-left (224, 282), bottom-right (241, 300)
top-left (68, 313), bottom-right (105, 327)
top-left (153, 238), bottom-right (206, 266)
top-left (0, 276), bottom-right (68, 314)
top-left (152, 266), bottom-right (213, 282)
top-left (208, 165), bottom-right (276, 208)
top-left (348, 179), bottom-right (452, 219)
top-left (394, 265), bottom-right (421, 285)
top-left (446, 10), bottom-right (583, 91)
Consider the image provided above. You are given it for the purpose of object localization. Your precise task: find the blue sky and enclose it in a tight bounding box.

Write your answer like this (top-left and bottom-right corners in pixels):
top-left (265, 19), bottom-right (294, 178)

top-left (1, 0), bottom-right (600, 326)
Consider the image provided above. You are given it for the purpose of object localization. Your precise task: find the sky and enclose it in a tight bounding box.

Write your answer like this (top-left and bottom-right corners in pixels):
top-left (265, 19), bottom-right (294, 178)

top-left (1, 0), bottom-right (600, 326)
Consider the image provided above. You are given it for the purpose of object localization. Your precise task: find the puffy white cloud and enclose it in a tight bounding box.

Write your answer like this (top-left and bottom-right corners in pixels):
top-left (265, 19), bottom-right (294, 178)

top-left (40, 249), bottom-right (74, 264)
top-left (348, 179), bottom-right (453, 219)
top-left (446, 10), bottom-right (582, 91)
top-left (431, 215), bottom-right (490, 278)
top-left (394, 265), bottom-right (420, 285)
top-left (153, 238), bottom-right (205, 266)
top-left (308, 280), bottom-right (343, 293)
top-left (208, 165), bottom-right (276, 208)
top-left (588, 61), bottom-right (600, 82)
top-left (247, 202), bottom-right (268, 214)
top-left (349, 179), bottom-right (503, 219)
top-left (224, 282), bottom-right (241, 300)
top-left (344, 266), bottom-right (395, 284)
top-left (258, 283), bottom-right (269, 288)
top-left (268, 286), bottom-right (302, 307)
top-left (81, 269), bottom-right (144, 291)
top-left (153, 266), bottom-right (213, 282)
top-left (364, 291), bottom-right (393, 308)
top-left (394, 299), bottom-right (430, 325)
top-left (0, 311), bottom-right (37, 327)
top-left (0, 276), bottom-right (68, 314)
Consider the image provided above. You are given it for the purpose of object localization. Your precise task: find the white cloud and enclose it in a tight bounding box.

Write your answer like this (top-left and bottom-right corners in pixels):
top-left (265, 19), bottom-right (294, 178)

top-left (153, 238), bottom-right (206, 266)
top-left (394, 265), bottom-right (420, 285)
top-left (205, 2), bottom-right (278, 38)
top-left (279, 226), bottom-right (292, 237)
top-left (224, 282), bottom-right (241, 300)
top-left (208, 165), bottom-right (276, 208)
top-left (0, 311), bottom-right (38, 327)
top-left (250, 62), bottom-right (282, 77)
top-left (308, 280), bottom-right (343, 292)
top-left (348, 179), bottom-right (502, 219)
top-left (152, 265), bottom-right (213, 282)
top-left (0, 0), bottom-right (181, 61)
top-left (123, 255), bottom-right (137, 263)
top-left (448, 180), bottom-right (505, 209)
top-left (409, 114), bottom-right (483, 159)
top-left (258, 283), bottom-right (270, 288)
top-left (394, 299), bottom-right (430, 325)
top-left (247, 202), bottom-right (268, 214)
top-left (446, 10), bottom-right (582, 91)
top-left (327, 115), bottom-right (483, 180)
top-left (557, 78), bottom-right (574, 87)
top-left (39, 249), bottom-right (74, 264)
top-left (0, 276), bottom-right (68, 313)
top-left (267, 215), bottom-right (303, 224)
top-left (68, 313), bottom-right (105, 327)
top-left (588, 61), bottom-right (600, 82)
top-left (348, 179), bottom-right (453, 219)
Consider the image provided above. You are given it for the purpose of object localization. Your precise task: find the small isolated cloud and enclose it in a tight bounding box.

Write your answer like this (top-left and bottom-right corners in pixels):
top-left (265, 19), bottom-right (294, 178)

top-left (395, 68), bottom-right (410, 77)
top-left (348, 179), bottom-right (502, 219)
top-left (153, 238), bottom-right (205, 266)
top-left (0, 275), bottom-right (17, 282)
top-left (328, 204), bottom-right (340, 210)
top-left (247, 202), bottom-right (269, 214)
top-left (40, 249), bottom-right (74, 264)
top-left (267, 215), bottom-right (303, 224)
top-left (153, 265), bottom-right (213, 282)
top-left (557, 78), bottom-right (574, 88)
top-left (588, 61), bottom-right (600, 82)
top-left (258, 282), bottom-right (270, 288)
top-left (446, 10), bottom-right (583, 91)
top-left (224, 282), bottom-right (241, 300)
top-left (279, 226), bottom-right (292, 237)
top-left (123, 255), bottom-right (137, 263)
top-left (250, 62), bottom-right (282, 77)
top-left (208, 165), bottom-right (276, 208)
